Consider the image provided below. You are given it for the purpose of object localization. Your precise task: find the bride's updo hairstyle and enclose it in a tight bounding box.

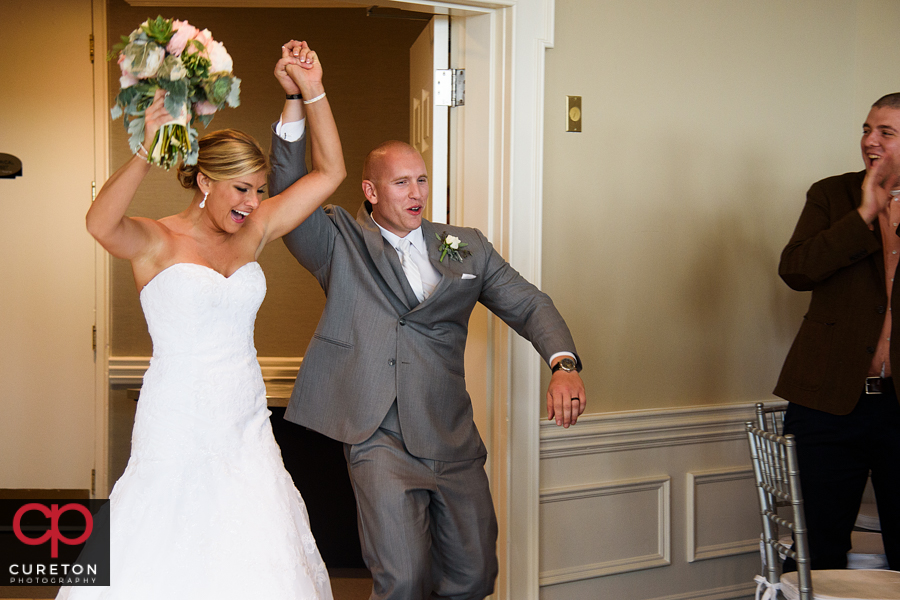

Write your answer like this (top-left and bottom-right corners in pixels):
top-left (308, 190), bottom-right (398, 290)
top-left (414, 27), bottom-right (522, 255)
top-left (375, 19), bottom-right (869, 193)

top-left (177, 129), bottom-right (268, 190)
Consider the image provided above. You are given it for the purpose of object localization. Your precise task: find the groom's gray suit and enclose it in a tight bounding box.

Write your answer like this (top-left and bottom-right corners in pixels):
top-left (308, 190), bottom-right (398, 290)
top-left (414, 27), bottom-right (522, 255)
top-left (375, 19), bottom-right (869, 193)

top-left (270, 129), bottom-right (580, 598)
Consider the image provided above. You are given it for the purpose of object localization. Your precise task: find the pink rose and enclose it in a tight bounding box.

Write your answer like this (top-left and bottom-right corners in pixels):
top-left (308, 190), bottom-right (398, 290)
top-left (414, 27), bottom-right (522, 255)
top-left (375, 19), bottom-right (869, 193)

top-left (193, 28), bottom-right (213, 50)
top-left (194, 100), bottom-right (218, 115)
top-left (166, 20), bottom-right (198, 57)
top-left (207, 40), bottom-right (233, 73)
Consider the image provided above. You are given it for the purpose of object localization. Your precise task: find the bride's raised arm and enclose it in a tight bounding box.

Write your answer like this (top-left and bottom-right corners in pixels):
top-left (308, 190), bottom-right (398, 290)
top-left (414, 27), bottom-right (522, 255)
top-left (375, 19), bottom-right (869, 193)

top-left (252, 41), bottom-right (346, 247)
top-left (85, 90), bottom-right (174, 261)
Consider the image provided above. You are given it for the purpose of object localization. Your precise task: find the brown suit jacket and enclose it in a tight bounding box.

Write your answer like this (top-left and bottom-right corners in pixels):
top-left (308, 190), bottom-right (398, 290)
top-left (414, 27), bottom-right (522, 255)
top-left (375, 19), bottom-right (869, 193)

top-left (775, 170), bottom-right (900, 414)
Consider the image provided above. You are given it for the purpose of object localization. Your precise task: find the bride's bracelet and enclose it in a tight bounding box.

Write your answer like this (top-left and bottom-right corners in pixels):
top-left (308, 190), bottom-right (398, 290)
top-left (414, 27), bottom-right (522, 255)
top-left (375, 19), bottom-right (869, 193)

top-left (135, 143), bottom-right (149, 161)
top-left (303, 92), bottom-right (326, 105)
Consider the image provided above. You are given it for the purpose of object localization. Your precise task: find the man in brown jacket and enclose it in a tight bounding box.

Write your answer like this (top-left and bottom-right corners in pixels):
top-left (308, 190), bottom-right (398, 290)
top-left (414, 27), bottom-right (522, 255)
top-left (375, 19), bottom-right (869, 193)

top-left (775, 93), bottom-right (900, 571)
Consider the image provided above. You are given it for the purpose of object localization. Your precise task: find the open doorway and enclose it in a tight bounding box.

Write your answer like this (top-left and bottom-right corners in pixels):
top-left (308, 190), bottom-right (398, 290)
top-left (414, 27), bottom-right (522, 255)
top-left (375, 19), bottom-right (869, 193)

top-left (98, 0), bottom-right (534, 597)
top-left (104, 0), bottom-right (434, 573)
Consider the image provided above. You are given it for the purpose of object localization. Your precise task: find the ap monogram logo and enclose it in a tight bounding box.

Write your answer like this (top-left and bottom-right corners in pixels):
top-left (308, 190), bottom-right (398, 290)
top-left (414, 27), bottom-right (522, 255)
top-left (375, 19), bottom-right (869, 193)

top-left (1, 499), bottom-right (110, 586)
top-left (13, 503), bottom-right (94, 558)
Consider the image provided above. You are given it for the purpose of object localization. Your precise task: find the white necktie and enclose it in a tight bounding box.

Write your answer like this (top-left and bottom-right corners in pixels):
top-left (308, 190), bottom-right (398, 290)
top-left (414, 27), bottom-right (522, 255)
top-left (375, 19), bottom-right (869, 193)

top-left (399, 239), bottom-right (425, 302)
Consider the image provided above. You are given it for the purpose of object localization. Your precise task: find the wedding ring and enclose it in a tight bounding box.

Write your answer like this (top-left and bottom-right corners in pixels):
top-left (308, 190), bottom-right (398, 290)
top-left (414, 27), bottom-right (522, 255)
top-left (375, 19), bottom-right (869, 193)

top-left (571, 397), bottom-right (579, 402)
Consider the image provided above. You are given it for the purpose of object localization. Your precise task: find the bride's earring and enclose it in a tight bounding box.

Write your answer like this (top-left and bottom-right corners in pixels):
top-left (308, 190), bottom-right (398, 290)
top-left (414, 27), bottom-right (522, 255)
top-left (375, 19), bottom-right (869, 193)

top-left (200, 191), bottom-right (208, 209)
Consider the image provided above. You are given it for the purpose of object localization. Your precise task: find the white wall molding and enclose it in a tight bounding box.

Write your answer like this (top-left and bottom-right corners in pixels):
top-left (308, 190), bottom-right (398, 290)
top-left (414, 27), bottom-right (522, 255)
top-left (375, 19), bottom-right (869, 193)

top-left (538, 402), bottom-right (783, 598)
top-left (539, 476), bottom-right (671, 585)
top-left (109, 356), bottom-right (302, 386)
top-left (686, 467), bottom-right (759, 562)
top-left (540, 401), bottom-right (785, 458)
top-left (648, 582), bottom-right (757, 600)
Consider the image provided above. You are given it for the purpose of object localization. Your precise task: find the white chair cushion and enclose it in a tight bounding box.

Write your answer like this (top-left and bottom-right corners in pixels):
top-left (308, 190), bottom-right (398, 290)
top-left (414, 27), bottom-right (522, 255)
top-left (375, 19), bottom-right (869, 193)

top-left (780, 569), bottom-right (900, 600)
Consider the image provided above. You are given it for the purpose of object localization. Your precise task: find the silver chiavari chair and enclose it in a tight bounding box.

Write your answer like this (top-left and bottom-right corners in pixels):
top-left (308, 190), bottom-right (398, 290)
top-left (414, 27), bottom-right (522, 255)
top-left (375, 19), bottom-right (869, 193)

top-left (746, 423), bottom-right (900, 600)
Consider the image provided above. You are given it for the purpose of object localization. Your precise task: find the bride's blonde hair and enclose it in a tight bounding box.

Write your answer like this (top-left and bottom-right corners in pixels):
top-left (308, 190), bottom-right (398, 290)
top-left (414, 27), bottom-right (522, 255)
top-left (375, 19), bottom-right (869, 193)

top-left (176, 129), bottom-right (268, 189)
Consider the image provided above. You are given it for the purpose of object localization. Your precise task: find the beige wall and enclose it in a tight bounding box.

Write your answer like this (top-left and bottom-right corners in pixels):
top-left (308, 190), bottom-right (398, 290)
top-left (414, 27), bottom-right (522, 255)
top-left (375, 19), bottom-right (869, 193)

top-left (107, 0), bottom-right (427, 357)
top-left (542, 0), bottom-right (900, 414)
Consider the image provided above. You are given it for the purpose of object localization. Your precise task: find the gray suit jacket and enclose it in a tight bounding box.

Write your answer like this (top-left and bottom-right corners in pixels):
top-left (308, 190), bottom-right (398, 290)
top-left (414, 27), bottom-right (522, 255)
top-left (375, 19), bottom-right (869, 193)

top-left (270, 130), bottom-right (580, 461)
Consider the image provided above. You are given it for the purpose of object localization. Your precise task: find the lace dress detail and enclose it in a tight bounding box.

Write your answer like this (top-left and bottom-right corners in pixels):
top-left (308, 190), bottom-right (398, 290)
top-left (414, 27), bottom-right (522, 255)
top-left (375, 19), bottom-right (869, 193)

top-left (58, 263), bottom-right (332, 600)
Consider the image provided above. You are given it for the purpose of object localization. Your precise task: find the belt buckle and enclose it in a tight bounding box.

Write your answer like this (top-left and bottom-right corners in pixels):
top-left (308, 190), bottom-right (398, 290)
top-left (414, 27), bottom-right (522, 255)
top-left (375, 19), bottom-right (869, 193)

top-left (865, 377), bottom-right (884, 395)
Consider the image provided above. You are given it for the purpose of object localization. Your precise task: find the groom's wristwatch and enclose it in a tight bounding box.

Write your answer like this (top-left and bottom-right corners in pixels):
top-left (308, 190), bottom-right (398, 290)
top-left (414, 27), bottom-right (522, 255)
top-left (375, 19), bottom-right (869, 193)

top-left (551, 357), bottom-right (578, 374)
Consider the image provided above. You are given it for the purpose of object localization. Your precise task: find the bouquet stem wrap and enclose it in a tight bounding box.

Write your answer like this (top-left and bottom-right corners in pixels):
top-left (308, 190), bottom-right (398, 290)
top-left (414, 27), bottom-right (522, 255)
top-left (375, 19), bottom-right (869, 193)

top-left (147, 105), bottom-right (190, 169)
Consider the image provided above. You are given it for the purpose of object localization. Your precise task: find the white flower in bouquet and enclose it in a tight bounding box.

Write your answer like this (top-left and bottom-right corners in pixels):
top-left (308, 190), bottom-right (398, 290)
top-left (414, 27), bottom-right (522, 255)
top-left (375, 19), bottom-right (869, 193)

top-left (109, 16), bottom-right (241, 170)
top-left (207, 41), bottom-right (233, 74)
top-left (158, 55), bottom-right (187, 81)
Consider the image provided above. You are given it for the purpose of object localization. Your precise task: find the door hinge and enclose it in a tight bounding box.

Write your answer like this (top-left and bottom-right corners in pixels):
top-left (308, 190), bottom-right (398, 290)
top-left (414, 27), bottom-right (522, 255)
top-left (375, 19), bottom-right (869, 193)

top-left (435, 69), bottom-right (465, 107)
top-left (92, 181), bottom-right (97, 202)
top-left (89, 34), bottom-right (95, 64)
top-left (92, 324), bottom-right (97, 352)
top-left (91, 469), bottom-right (96, 496)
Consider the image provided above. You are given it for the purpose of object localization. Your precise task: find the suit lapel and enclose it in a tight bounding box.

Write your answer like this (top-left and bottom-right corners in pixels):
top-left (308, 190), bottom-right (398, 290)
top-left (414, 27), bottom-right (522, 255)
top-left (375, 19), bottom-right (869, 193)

top-left (357, 204), bottom-right (416, 311)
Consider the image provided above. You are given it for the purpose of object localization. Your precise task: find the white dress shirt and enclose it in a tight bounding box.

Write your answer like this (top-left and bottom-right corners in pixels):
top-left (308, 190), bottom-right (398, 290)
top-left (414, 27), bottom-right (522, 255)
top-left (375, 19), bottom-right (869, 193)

top-left (275, 117), bottom-right (306, 142)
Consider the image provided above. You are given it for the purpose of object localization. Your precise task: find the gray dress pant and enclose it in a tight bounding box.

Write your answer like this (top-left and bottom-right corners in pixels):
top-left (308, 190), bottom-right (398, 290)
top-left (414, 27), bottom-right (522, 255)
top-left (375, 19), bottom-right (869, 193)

top-left (343, 403), bottom-right (498, 600)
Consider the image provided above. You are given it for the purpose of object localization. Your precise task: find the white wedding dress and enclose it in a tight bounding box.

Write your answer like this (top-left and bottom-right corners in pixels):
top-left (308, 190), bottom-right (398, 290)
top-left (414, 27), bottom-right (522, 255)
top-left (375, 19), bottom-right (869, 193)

top-left (58, 262), bottom-right (332, 600)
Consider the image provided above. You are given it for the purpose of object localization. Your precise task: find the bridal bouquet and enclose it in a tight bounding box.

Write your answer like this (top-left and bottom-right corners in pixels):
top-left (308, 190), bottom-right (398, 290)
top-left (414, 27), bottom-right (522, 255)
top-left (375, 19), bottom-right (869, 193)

top-left (109, 16), bottom-right (241, 169)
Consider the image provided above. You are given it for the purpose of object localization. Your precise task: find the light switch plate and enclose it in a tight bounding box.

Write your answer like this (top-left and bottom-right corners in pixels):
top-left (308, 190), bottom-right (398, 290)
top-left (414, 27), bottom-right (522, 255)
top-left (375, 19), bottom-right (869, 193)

top-left (567, 95), bottom-right (582, 132)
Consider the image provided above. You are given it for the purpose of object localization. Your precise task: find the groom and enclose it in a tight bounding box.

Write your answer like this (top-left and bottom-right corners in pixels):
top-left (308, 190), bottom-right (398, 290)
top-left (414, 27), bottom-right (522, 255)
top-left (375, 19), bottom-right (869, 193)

top-left (271, 130), bottom-right (585, 598)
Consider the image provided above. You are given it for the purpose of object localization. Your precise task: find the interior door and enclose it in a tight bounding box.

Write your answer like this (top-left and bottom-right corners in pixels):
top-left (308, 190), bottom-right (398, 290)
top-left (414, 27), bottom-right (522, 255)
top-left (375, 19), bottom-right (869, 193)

top-left (0, 0), bottom-right (97, 490)
top-left (409, 15), bottom-right (450, 224)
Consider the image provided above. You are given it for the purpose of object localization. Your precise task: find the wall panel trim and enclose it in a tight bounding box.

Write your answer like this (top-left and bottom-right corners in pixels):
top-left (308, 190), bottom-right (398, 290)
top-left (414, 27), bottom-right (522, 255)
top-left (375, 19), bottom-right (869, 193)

top-left (686, 467), bottom-right (759, 562)
top-left (540, 401), bottom-right (785, 458)
top-left (539, 476), bottom-right (671, 585)
top-left (649, 581), bottom-right (757, 600)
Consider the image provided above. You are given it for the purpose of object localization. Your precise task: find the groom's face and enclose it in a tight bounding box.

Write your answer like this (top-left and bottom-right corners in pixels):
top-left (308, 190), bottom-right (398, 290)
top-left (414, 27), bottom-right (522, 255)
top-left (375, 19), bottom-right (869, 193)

top-left (364, 146), bottom-right (430, 238)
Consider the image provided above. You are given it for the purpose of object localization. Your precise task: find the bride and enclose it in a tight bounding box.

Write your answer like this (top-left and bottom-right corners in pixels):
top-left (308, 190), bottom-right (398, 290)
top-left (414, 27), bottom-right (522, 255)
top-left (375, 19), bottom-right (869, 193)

top-left (59, 40), bottom-right (344, 599)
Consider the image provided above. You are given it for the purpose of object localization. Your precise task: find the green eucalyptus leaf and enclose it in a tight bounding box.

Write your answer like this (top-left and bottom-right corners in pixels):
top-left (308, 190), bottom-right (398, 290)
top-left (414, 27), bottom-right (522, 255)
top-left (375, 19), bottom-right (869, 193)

top-left (126, 116), bottom-right (145, 154)
top-left (194, 113), bottom-right (214, 128)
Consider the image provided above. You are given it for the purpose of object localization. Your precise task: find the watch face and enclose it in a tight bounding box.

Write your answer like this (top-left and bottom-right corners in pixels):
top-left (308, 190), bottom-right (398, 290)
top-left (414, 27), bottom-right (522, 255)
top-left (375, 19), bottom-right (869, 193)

top-left (559, 357), bottom-right (576, 371)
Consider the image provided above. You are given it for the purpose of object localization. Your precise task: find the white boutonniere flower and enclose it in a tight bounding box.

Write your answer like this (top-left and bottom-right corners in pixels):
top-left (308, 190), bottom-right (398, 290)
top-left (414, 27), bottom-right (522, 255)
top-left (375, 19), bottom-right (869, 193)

top-left (436, 232), bottom-right (472, 263)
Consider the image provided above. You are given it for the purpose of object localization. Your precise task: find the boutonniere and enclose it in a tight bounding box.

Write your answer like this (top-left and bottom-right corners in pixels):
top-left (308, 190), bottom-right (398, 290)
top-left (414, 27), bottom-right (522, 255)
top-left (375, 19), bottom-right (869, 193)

top-left (436, 232), bottom-right (472, 263)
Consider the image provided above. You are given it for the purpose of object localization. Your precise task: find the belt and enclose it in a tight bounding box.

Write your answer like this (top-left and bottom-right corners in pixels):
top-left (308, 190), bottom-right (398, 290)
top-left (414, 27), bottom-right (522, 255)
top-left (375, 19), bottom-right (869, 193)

top-left (865, 376), bottom-right (893, 395)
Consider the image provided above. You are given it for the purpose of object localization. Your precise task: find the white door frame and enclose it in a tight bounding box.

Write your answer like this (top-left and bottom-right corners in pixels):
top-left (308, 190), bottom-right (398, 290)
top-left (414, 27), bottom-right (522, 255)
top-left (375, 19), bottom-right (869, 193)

top-left (92, 0), bottom-right (111, 502)
top-left (97, 2), bottom-right (555, 598)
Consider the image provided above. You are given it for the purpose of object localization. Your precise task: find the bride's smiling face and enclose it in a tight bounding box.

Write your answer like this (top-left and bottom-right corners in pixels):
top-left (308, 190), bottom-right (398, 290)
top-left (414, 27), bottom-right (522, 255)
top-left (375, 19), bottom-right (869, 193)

top-left (203, 170), bottom-right (267, 230)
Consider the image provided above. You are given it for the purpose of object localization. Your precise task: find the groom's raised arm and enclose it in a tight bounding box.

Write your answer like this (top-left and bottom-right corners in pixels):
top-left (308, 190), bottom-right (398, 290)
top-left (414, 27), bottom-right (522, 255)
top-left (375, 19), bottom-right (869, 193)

top-left (269, 121), bottom-right (308, 197)
top-left (269, 122), bottom-right (337, 281)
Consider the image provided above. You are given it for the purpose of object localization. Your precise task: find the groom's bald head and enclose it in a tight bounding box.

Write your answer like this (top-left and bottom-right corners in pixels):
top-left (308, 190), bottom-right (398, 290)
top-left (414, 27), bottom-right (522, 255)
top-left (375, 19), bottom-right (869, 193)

top-left (362, 140), bottom-right (420, 183)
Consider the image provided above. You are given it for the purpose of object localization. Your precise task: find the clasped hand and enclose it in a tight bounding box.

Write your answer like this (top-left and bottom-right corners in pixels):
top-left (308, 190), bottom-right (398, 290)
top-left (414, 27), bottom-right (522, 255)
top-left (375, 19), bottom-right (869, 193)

top-left (860, 151), bottom-right (900, 224)
top-left (275, 40), bottom-right (321, 95)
